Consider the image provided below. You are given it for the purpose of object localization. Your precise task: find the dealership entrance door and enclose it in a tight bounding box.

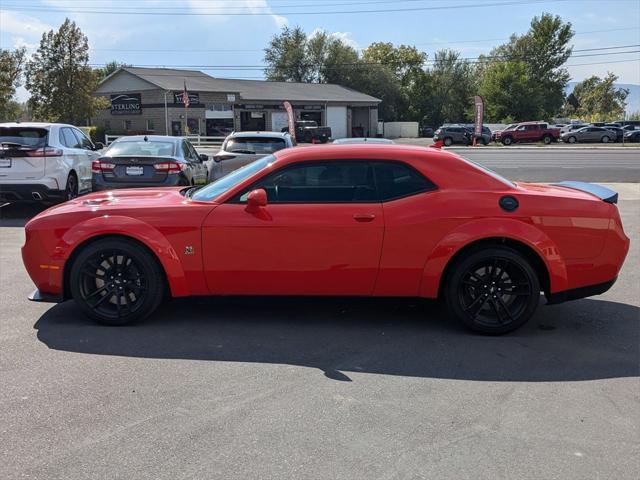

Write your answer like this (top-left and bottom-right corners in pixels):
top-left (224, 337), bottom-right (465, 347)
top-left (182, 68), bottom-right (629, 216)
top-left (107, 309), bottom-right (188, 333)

top-left (240, 111), bottom-right (265, 131)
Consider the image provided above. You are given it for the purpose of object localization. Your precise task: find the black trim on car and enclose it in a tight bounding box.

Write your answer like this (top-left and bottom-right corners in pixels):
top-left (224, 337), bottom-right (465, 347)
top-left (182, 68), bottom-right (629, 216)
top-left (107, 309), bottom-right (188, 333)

top-left (229, 159), bottom-right (438, 204)
top-left (545, 277), bottom-right (617, 305)
top-left (28, 289), bottom-right (63, 303)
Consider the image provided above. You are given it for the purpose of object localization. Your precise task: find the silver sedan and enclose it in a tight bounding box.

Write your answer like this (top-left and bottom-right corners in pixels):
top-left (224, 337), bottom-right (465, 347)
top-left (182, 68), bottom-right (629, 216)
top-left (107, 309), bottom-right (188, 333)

top-left (561, 126), bottom-right (617, 144)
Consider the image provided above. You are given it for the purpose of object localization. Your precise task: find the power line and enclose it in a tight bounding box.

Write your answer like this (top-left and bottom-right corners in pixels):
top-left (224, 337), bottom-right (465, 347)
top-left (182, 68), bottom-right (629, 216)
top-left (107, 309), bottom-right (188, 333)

top-left (0, 0), bottom-right (578, 16)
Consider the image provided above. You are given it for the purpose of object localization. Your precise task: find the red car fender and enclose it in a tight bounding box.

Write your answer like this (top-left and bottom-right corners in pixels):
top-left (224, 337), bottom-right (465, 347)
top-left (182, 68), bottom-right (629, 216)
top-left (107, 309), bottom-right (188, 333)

top-left (419, 218), bottom-right (569, 298)
top-left (59, 215), bottom-right (190, 297)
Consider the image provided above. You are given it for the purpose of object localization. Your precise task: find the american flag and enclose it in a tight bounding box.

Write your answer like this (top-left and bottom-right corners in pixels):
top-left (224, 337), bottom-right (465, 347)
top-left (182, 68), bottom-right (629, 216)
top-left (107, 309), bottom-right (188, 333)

top-left (182, 80), bottom-right (190, 108)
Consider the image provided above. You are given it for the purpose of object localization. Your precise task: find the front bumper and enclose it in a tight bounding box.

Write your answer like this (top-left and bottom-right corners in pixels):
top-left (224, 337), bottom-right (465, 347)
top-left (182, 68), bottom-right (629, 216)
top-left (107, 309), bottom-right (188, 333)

top-left (28, 289), bottom-right (63, 303)
top-left (0, 183), bottom-right (65, 202)
top-left (546, 277), bottom-right (617, 305)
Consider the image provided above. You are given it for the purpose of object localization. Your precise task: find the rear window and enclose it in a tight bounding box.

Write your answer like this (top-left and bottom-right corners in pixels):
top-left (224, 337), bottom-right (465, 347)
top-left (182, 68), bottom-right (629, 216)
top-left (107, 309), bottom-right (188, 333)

top-left (225, 137), bottom-right (287, 154)
top-left (0, 127), bottom-right (48, 148)
top-left (106, 140), bottom-right (176, 157)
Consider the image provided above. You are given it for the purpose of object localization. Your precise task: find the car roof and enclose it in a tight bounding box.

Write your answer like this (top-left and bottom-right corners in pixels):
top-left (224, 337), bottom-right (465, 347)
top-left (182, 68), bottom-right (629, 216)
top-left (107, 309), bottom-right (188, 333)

top-left (227, 131), bottom-right (291, 139)
top-left (0, 122), bottom-right (76, 129)
top-left (114, 135), bottom-right (179, 143)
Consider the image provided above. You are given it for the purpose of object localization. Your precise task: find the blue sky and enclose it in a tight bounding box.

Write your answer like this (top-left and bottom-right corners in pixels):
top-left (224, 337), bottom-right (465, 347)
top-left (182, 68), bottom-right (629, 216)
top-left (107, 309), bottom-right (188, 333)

top-left (1, 0), bottom-right (639, 102)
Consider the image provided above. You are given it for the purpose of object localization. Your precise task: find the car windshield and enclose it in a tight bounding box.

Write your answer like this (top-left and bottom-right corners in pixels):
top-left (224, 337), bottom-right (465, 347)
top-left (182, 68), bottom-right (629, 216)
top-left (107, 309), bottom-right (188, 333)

top-left (106, 140), bottom-right (176, 157)
top-left (225, 137), bottom-right (287, 154)
top-left (192, 155), bottom-right (274, 202)
top-left (0, 127), bottom-right (48, 148)
top-left (458, 155), bottom-right (516, 188)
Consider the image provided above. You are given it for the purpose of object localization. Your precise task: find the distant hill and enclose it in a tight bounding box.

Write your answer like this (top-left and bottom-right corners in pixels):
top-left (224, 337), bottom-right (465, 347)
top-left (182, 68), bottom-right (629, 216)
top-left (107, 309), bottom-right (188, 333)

top-left (566, 82), bottom-right (640, 116)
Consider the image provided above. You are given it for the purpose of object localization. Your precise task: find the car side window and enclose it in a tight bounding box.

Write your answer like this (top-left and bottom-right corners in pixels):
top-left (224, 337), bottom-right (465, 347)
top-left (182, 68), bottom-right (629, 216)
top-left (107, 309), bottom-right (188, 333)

top-left (373, 162), bottom-right (436, 201)
top-left (186, 141), bottom-right (200, 161)
top-left (180, 141), bottom-right (191, 160)
top-left (237, 161), bottom-right (377, 203)
top-left (60, 128), bottom-right (81, 148)
top-left (72, 128), bottom-right (93, 150)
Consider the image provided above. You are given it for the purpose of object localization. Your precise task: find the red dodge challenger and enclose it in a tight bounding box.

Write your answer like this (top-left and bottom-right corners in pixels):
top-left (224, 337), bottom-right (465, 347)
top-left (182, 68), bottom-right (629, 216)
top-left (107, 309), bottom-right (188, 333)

top-left (22, 144), bottom-right (629, 334)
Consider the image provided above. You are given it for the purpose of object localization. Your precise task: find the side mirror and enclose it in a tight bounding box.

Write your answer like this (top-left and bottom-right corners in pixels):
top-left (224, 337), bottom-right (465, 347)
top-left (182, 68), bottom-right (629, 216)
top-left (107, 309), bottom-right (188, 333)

top-left (94, 142), bottom-right (104, 150)
top-left (214, 154), bottom-right (235, 163)
top-left (245, 188), bottom-right (267, 213)
top-left (199, 153), bottom-right (209, 162)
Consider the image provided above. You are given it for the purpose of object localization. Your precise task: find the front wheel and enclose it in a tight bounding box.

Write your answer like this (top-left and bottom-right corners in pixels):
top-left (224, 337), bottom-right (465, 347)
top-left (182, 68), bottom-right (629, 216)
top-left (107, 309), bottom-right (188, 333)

top-left (69, 237), bottom-right (165, 325)
top-left (568, 136), bottom-right (577, 144)
top-left (443, 137), bottom-right (453, 146)
top-left (444, 247), bottom-right (540, 334)
top-left (602, 136), bottom-right (610, 143)
top-left (502, 136), bottom-right (513, 146)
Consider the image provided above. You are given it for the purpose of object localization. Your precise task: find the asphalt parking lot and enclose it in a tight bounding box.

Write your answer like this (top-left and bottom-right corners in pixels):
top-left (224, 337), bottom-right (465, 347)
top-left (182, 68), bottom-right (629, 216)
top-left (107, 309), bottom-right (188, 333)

top-left (1, 184), bottom-right (639, 479)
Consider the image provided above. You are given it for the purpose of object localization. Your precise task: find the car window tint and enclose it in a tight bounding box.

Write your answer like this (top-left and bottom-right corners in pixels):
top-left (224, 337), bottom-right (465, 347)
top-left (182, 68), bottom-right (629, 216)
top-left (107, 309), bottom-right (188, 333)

top-left (240, 161), bottom-right (377, 203)
top-left (225, 137), bottom-right (287, 154)
top-left (72, 128), bottom-right (93, 149)
top-left (373, 162), bottom-right (436, 201)
top-left (60, 128), bottom-right (81, 148)
top-left (0, 127), bottom-right (47, 147)
top-left (106, 141), bottom-right (175, 156)
top-left (180, 141), bottom-right (191, 159)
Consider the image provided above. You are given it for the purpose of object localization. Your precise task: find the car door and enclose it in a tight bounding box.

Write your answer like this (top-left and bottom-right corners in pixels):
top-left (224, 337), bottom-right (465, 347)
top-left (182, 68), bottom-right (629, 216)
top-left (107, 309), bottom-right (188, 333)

top-left (59, 127), bottom-right (86, 186)
top-left (71, 128), bottom-right (99, 192)
top-left (185, 140), bottom-right (207, 184)
top-left (201, 160), bottom-right (384, 296)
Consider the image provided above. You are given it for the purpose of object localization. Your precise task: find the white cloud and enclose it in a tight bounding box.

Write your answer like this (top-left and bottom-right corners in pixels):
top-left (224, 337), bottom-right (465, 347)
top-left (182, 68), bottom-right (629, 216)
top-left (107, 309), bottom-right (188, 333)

top-left (0, 10), bottom-right (53, 43)
top-left (308, 28), bottom-right (360, 50)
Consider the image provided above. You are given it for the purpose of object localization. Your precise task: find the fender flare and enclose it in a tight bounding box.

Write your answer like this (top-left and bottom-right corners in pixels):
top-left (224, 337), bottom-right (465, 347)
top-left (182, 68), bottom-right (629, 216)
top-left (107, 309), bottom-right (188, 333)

top-left (419, 218), bottom-right (569, 298)
top-left (59, 215), bottom-right (189, 297)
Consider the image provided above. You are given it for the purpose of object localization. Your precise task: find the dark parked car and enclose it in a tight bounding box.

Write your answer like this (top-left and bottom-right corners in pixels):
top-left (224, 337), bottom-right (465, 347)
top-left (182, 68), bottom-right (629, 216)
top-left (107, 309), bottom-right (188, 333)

top-left (419, 125), bottom-right (434, 137)
top-left (433, 125), bottom-right (471, 146)
top-left (624, 130), bottom-right (640, 142)
top-left (463, 125), bottom-right (492, 145)
top-left (602, 125), bottom-right (624, 142)
top-left (92, 135), bottom-right (208, 191)
top-left (282, 120), bottom-right (332, 143)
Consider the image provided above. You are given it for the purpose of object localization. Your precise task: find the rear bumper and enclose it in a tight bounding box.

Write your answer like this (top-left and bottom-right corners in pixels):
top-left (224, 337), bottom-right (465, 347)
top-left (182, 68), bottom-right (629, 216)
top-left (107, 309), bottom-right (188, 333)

top-left (92, 174), bottom-right (185, 191)
top-left (546, 277), bottom-right (617, 305)
top-left (0, 183), bottom-right (65, 202)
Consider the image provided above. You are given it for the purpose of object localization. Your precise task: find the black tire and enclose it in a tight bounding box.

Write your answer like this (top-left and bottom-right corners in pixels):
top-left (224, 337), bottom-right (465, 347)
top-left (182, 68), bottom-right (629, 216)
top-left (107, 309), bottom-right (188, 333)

top-left (69, 237), bottom-right (165, 326)
top-left (482, 138), bottom-right (489, 146)
top-left (601, 136), bottom-right (610, 143)
top-left (502, 136), bottom-right (513, 146)
top-left (444, 247), bottom-right (540, 334)
top-left (568, 136), bottom-right (577, 144)
top-left (542, 135), bottom-right (552, 145)
top-left (65, 172), bottom-right (78, 201)
top-left (443, 137), bottom-right (453, 146)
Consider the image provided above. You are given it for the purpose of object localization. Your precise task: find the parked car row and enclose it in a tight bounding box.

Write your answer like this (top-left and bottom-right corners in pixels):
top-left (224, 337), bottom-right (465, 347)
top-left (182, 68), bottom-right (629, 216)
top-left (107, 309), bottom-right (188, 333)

top-left (433, 124), bottom-right (492, 146)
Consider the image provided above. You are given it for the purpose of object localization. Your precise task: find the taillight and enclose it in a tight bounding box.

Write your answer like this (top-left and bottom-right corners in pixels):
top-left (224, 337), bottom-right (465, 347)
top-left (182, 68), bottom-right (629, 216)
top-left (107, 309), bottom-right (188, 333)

top-left (26, 147), bottom-right (63, 157)
top-left (92, 160), bottom-right (115, 173)
top-left (153, 161), bottom-right (185, 173)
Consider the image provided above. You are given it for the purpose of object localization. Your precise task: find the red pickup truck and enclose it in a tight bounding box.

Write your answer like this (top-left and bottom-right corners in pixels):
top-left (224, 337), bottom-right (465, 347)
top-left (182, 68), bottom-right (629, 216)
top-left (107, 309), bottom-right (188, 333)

top-left (495, 121), bottom-right (561, 145)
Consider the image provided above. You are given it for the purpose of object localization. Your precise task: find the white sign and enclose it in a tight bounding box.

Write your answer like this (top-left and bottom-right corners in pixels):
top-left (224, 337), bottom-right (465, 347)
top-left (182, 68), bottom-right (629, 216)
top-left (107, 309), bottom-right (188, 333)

top-left (227, 94), bottom-right (236, 102)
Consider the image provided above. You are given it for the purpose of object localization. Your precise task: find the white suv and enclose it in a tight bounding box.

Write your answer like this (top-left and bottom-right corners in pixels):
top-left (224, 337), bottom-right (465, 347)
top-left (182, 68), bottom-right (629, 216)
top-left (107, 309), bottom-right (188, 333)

top-left (0, 122), bottom-right (102, 203)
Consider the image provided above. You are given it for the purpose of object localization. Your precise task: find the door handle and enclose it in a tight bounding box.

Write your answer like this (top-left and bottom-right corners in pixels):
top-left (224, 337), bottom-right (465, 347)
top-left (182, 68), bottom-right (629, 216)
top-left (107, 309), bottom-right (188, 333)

top-left (353, 213), bottom-right (376, 222)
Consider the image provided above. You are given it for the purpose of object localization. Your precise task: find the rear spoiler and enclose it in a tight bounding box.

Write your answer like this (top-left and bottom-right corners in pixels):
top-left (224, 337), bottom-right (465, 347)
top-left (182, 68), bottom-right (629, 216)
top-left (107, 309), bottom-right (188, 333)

top-left (552, 181), bottom-right (618, 204)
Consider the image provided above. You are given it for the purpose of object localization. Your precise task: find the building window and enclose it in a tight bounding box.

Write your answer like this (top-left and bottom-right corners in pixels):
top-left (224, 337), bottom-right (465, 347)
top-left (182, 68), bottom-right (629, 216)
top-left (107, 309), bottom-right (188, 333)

top-left (210, 103), bottom-right (232, 112)
top-left (146, 119), bottom-right (155, 131)
top-left (124, 120), bottom-right (132, 130)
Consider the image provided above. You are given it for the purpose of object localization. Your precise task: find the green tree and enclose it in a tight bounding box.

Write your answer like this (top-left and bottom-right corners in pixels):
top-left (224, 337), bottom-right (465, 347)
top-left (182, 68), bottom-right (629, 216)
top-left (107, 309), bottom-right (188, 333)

top-left (95, 60), bottom-right (130, 81)
top-left (361, 42), bottom-right (426, 86)
top-left (264, 26), bottom-right (310, 82)
top-left (410, 50), bottom-right (477, 126)
top-left (479, 13), bottom-right (573, 121)
top-left (25, 18), bottom-right (102, 124)
top-left (0, 47), bottom-right (27, 121)
top-left (564, 73), bottom-right (629, 121)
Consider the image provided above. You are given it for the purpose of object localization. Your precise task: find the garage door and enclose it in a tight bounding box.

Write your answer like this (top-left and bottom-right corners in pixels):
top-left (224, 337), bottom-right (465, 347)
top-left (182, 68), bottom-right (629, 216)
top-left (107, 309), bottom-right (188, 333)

top-left (326, 106), bottom-right (347, 139)
top-left (271, 111), bottom-right (288, 132)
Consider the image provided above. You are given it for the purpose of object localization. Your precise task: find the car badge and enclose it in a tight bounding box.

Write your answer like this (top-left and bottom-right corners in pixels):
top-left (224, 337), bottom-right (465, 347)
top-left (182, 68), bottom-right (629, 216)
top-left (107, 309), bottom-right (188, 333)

top-left (184, 246), bottom-right (194, 255)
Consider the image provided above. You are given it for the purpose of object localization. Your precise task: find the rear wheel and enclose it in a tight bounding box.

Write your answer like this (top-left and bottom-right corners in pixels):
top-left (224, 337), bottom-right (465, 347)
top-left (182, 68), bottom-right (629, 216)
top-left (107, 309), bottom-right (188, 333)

top-left (444, 247), bottom-right (540, 334)
top-left (65, 173), bottom-right (78, 201)
top-left (69, 237), bottom-right (165, 326)
top-left (542, 135), bottom-right (552, 145)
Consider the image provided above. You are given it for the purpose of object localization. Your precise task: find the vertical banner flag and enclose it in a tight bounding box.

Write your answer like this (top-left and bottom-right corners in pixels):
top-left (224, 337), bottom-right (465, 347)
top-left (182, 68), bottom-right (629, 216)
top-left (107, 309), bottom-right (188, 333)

top-left (283, 101), bottom-right (296, 143)
top-left (182, 80), bottom-right (190, 108)
top-left (474, 95), bottom-right (484, 142)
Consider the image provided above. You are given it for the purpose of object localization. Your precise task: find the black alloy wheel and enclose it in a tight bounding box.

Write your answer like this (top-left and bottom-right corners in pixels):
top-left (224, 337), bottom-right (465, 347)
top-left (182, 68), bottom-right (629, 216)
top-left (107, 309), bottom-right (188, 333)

top-left (66, 173), bottom-right (78, 200)
top-left (445, 247), bottom-right (540, 334)
top-left (70, 237), bottom-right (165, 325)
